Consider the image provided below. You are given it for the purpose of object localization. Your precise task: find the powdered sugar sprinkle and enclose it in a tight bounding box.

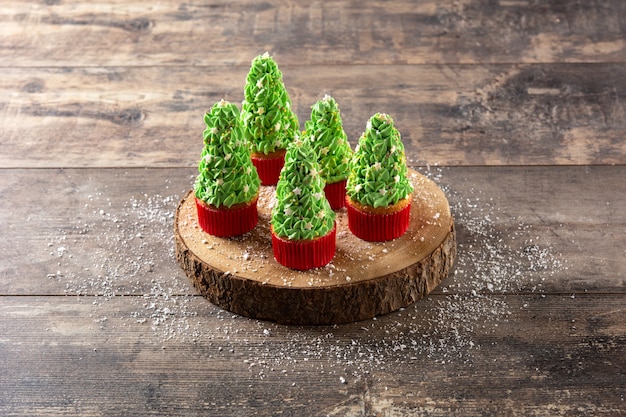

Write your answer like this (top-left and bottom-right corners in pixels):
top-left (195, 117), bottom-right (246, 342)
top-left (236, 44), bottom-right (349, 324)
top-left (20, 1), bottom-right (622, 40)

top-left (49, 168), bottom-right (566, 379)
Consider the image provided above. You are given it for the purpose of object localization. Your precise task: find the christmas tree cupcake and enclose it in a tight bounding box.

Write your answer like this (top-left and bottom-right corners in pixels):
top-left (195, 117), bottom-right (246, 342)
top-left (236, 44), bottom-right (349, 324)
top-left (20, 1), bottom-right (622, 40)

top-left (303, 94), bottom-right (352, 210)
top-left (241, 52), bottom-right (300, 185)
top-left (345, 113), bottom-right (414, 242)
top-left (194, 99), bottom-right (261, 237)
top-left (271, 139), bottom-right (336, 270)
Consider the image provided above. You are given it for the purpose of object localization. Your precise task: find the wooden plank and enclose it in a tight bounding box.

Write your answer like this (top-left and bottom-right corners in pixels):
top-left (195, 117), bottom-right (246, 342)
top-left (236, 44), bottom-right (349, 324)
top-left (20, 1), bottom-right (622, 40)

top-left (175, 170), bottom-right (456, 324)
top-left (1, 64), bottom-right (625, 168)
top-left (1, 0), bottom-right (625, 67)
top-left (1, 166), bottom-right (624, 296)
top-left (0, 0), bottom-right (622, 414)
top-left (0, 294), bottom-right (624, 415)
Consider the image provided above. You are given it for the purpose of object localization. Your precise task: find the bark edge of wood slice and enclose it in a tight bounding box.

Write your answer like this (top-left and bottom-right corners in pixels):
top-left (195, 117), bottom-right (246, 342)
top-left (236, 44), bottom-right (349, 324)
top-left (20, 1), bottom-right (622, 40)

top-left (175, 169), bottom-right (456, 325)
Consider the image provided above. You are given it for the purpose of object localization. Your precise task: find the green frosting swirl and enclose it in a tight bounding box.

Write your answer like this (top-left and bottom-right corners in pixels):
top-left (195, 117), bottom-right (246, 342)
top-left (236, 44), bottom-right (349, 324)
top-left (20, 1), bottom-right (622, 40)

top-left (303, 95), bottom-right (352, 184)
top-left (241, 52), bottom-right (300, 155)
top-left (194, 99), bottom-right (261, 208)
top-left (271, 139), bottom-right (335, 240)
top-left (346, 113), bottom-right (414, 208)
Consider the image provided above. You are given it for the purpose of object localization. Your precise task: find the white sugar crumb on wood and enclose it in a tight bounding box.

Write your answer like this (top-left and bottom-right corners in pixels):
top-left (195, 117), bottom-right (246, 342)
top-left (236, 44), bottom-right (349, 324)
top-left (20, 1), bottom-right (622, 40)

top-left (50, 168), bottom-right (567, 379)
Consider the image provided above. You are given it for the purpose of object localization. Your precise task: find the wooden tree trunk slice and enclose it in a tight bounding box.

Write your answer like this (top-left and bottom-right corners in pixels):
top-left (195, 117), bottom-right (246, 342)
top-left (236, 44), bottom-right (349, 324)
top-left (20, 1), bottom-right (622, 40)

top-left (174, 169), bottom-right (456, 325)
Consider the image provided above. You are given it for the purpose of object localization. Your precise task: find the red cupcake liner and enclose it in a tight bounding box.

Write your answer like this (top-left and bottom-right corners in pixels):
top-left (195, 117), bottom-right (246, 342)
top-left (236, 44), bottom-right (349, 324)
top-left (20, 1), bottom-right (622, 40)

top-left (271, 225), bottom-right (336, 270)
top-left (346, 199), bottom-right (411, 242)
top-left (251, 152), bottom-right (285, 186)
top-left (324, 179), bottom-right (347, 210)
top-left (195, 197), bottom-right (258, 237)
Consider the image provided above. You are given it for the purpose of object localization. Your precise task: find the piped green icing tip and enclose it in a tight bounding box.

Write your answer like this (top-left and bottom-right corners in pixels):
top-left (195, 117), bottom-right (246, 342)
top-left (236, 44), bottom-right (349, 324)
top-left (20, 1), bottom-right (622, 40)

top-left (194, 99), bottom-right (261, 208)
top-left (271, 139), bottom-right (335, 240)
top-left (241, 52), bottom-right (300, 155)
top-left (303, 94), bottom-right (352, 184)
top-left (346, 113), bottom-right (414, 208)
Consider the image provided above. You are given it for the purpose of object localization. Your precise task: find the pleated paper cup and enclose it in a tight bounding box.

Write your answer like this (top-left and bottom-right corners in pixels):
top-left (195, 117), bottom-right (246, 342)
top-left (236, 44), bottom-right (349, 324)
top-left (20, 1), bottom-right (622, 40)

top-left (250, 149), bottom-right (286, 186)
top-left (345, 197), bottom-right (411, 242)
top-left (271, 224), bottom-right (336, 270)
top-left (195, 196), bottom-right (258, 237)
top-left (324, 179), bottom-right (347, 210)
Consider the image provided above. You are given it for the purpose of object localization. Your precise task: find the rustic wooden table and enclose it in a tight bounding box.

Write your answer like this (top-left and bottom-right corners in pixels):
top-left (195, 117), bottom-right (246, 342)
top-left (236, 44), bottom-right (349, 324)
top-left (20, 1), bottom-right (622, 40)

top-left (1, 1), bottom-right (625, 416)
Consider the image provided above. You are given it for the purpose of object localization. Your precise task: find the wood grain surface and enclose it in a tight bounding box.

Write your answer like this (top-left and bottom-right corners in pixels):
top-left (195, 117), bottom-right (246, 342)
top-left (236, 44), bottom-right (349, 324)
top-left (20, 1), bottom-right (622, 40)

top-left (1, 0), bottom-right (625, 66)
top-left (1, 0), bottom-right (625, 415)
top-left (0, 295), bottom-right (624, 415)
top-left (2, 64), bottom-right (625, 167)
top-left (174, 169), bottom-right (456, 324)
top-left (2, 166), bottom-right (623, 296)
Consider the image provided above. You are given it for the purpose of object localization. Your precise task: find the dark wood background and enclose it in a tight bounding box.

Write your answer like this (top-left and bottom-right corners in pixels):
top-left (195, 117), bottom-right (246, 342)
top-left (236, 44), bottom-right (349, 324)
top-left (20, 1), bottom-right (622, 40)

top-left (1, 1), bottom-right (624, 415)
